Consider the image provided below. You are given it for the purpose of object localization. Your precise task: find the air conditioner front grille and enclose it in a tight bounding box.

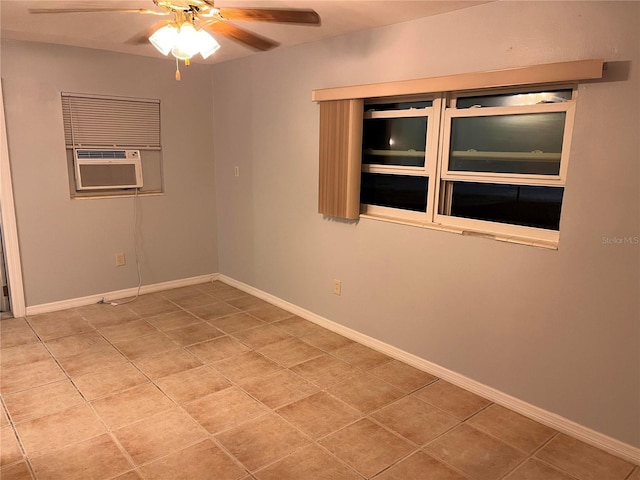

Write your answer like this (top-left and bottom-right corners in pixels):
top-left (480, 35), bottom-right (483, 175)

top-left (73, 149), bottom-right (143, 190)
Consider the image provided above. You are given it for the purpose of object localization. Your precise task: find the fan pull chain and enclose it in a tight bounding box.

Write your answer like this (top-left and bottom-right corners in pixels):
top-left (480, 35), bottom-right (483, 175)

top-left (185, 57), bottom-right (190, 67)
top-left (175, 57), bottom-right (181, 81)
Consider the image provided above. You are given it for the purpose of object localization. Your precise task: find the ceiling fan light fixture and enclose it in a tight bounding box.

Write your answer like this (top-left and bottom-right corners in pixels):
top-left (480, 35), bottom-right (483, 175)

top-left (150, 22), bottom-right (220, 61)
top-left (196, 29), bottom-right (220, 59)
top-left (170, 22), bottom-right (201, 59)
top-left (149, 24), bottom-right (178, 56)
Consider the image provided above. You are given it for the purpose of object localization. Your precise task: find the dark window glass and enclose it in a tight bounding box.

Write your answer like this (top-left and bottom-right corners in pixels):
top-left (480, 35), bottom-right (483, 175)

top-left (449, 113), bottom-right (565, 175)
top-left (361, 173), bottom-right (428, 212)
top-left (456, 90), bottom-right (572, 109)
top-left (365, 100), bottom-right (432, 112)
top-left (363, 117), bottom-right (427, 167)
top-left (446, 182), bottom-right (564, 230)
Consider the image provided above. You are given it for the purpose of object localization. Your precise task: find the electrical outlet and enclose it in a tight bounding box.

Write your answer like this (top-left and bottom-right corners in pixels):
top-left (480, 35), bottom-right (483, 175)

top-left (115, 252), bottom-right (126, 266)
top-left (234, 166), bottom-right (240, 177)
top-left (333, 279), bottom-right (342, 296)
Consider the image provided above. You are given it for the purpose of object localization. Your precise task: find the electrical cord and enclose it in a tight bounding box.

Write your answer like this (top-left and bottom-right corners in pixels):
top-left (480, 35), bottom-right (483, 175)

top-left (108, 187), bottom-right (142, 306)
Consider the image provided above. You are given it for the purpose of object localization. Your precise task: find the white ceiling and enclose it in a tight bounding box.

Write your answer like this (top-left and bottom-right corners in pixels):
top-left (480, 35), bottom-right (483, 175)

top-left (0, 0), bottom-right (489, 64)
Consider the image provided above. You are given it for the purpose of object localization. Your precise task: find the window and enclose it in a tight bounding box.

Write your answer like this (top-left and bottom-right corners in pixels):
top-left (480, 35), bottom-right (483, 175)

top-left (358, 88), bottom-right (576, 245)
top-left (435, 88), bottom-right (575, 243)
top-left (360, 97), bottom-right (440, 222)
top-left (61, 93), bottom-right (163, 198)
top-left (315, 59), bottom-right (604, 247)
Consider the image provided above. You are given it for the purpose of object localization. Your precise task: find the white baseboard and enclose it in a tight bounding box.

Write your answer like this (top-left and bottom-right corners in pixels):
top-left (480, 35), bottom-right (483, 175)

top-left (25, 273), bottom-right (219, 316)
top-left (218, 274), bottom-right (640, 465)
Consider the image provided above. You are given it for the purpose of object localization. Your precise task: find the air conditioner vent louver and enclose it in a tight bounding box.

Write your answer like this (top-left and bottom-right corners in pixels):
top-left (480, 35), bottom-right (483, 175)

top-left (76, 149), bottom-right (128, 160)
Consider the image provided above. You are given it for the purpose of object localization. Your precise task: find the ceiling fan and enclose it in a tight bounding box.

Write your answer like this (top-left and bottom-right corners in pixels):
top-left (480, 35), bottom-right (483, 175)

top-left (29, 1), bottom-right (321, 79)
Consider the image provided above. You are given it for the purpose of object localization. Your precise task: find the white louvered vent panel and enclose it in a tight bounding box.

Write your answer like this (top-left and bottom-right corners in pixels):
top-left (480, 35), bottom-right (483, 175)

top-left (62, 94), bottom-right (161, 149)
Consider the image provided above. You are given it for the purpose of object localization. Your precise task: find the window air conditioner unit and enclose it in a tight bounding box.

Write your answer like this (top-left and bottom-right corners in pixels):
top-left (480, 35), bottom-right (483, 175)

top-left (74, 149), bottom-right (143, 190)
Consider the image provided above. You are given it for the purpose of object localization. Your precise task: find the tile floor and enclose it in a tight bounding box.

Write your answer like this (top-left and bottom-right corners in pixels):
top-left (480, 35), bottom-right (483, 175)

top-left (0, 281), bottom-right (637, 480)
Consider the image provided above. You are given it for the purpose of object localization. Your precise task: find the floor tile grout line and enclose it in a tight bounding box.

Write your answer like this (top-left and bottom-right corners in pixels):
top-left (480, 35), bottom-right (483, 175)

top-left (83, 365), bottom-right (215, 475)
top-left (0, 394), bottom-right (38, 478)
top-left (463, 399), bottom-right (494, 419)
top-left (0, 393), bottom-right (15, 427)
top-left (457, 420), bottom-right (560, 480)
top-left (522, 433), bottom-right (592, 480)
top-left (404, 414), bottom-right (464, 453)
top-left (216, 326), bottom-right (435, 417)
top-left (370, 448), bottom-right (475, 480)
top-left (204, 434), bottom-right (254, 479)
top-left (159, 284), bottom-right (252, 312)
top-left (353, 427), bottom-right (423, 478)
top-left (181, 332), bottom-right (378, 477)
top-left (493, 452), bottom-right (532, 480)
top-left (23, 310), bottom-right (189, 475)
top-left (103, 468), bottom-right (142, 480)
top-left (127, 328), bottom-right (293, 475)
top-left (202, 420), bottom-right (258, 476)
top-left (7, 320), bottom-right (97, 401)
top-left (4, 286), bottom-right (279, 478)
top-left (254, 438), bottom-right (367, 479)
top-left (250, 370), bottom-right (427, 479)
top-left (457, 404), bottom-right (560, 455)
top-left (417, 450), bottom-right (476, 480)
top-left (239, 401), bottom-right (370, 478)
top-left (514, 454), bottom-right (582, 480)
top-left (4, 336), bottom-right (136, 478)
top-left (159, 293), bottom-right (280, 347)
top-left (5, 459), bottom-right (37, 480)
top-left (365, 413), bottom-right (445, 450)
top-left (12, 319), bottom-right (449, 480)
top-left (135, 433), bottom-right (245, 476)
top-left (625, 466), bottom-right (640, 480)
top-left (529, 430), bottom-right (561, 459)
top-left (43, 346), bottom-right (141, 474)
top-left (418, 421), bottom-right (480, 471)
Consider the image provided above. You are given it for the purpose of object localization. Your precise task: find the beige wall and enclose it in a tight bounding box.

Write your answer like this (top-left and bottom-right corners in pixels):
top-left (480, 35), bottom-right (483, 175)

top-left (213, 1), bottom-right (639, 447)
top-left (1, 39), bottom-right (218, 305)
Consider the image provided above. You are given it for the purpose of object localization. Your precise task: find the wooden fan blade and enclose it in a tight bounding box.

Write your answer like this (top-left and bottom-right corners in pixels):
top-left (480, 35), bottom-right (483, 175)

top-left (125, 21), bottom-right (169, 45)
top-left (202, 20), bottom-right (279, 51)
top-left (218, 8), bottom-right (320, 25)
top-left (29, 8), bottom-right (168, 16)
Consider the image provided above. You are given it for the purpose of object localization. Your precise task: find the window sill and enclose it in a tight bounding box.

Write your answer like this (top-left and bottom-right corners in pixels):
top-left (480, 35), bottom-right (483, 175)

top-left (71, 191), bottom-right (164, 200)
top-left (359, 213), bottom-right (559, 250)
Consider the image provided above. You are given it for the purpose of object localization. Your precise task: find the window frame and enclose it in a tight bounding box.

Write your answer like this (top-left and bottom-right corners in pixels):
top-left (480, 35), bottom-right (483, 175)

top-left (440, 90), bottom-right (576, 184)
top-left (359, 85), bottom-right (577, 245)
top-left (432, 85), bottom-right (577, 244)
top-left (360, 95), bottom-right (442, 223)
